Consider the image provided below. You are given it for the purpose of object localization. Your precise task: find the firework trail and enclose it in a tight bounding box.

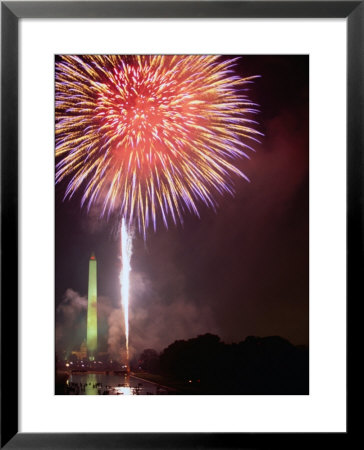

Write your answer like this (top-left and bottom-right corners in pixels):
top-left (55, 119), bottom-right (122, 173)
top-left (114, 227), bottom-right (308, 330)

top-left (55, 55), bottom-right (260, 365)
top-left (120, 218), bottom-right (132, 367)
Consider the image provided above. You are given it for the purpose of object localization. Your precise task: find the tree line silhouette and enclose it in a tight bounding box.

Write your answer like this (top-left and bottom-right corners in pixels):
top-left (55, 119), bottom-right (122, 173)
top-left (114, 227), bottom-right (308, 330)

top-left (135, 334), bottom-right (308, 394)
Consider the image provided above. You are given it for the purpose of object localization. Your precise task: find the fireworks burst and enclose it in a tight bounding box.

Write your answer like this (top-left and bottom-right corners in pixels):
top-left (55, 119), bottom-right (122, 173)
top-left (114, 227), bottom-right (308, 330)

top-left (56, 55), bottom-right (260, 237)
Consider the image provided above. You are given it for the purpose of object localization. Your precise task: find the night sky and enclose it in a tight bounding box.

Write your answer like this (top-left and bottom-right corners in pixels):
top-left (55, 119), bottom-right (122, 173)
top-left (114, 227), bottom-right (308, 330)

top-left (56, 55), bottom-right (308, 358)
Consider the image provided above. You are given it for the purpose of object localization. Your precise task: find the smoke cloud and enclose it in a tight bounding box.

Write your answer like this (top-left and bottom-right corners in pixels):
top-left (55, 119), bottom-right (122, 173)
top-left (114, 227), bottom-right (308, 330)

top-left (107, 308), bottom-right (125, 360)
top-left (56, 288), bottom-right (117, 357)
top-left (56, 289), bottom-right (87, 355)
top-left (128, 270), bottom-right (219, 356)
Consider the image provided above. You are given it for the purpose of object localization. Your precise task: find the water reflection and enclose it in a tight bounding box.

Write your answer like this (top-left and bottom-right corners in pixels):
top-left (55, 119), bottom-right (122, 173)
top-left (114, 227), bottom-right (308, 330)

top-left (114, 385), bottom-right (133, 396)
top-left (66, 373), bottom-right (169, 395)
top-left (85, 374), bottom-right (98, 395)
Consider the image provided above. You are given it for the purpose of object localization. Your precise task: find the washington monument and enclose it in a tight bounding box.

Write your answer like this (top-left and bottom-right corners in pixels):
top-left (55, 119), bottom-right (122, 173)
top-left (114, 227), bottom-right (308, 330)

top-left (87, 252), bottom-right (97, 360)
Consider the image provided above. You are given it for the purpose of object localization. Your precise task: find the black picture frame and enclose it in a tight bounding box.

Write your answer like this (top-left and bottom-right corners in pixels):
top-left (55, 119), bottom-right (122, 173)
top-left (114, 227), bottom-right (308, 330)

top-left (1, 1), bottom-right (356, 448)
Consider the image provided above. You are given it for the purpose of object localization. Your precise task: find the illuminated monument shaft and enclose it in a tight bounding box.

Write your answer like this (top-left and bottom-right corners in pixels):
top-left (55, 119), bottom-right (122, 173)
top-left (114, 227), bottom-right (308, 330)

top-left (87, 252), bottom-right (97, 360)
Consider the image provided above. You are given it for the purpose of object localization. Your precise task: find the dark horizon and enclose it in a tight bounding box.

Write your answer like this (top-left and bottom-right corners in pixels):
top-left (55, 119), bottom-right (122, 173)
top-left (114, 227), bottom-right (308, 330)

top-left (55, 55), bottom-right (309, 358)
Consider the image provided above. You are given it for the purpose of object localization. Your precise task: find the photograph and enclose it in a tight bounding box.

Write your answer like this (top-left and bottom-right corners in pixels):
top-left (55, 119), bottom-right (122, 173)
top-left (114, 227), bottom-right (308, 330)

top-left (55, 54), bottom-right (309, 396)
top-left (0, 0), bottom-right (354, 446)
